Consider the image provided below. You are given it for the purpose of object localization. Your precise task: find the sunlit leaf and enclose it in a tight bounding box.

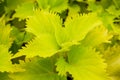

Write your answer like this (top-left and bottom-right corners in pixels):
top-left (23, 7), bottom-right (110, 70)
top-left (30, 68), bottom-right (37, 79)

top-left (13, 35), bottom-right (60, 58)
top-left (81, 25), bottom-right (112, 47)
top-left (56, 45), bottom-right (109, 80)
top-left (10, 57), bottom-right (67, 80)
top-left (57, 13), bottom-right (102, 47)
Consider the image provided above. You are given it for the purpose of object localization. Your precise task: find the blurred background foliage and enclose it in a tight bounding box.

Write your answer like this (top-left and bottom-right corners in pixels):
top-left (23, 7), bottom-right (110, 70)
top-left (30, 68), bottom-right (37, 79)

top-left (0, 0), bottom-right (120, 80)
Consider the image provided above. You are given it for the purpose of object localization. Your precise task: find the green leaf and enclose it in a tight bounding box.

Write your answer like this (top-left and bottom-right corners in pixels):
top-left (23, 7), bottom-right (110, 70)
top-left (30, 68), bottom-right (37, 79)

top-left (10, 57), bottom-right (67, 80)
top-left (0, 45), bottom-right (22, 72)
top-left (106, 5), bottom-right (120, 16)
top-left (68, 4), bottom-right (80, 17)
top-left (100, 0), bottom-right (113, 9)
top-left (0, 22), bottom-right (23, 72)
top-left (77, 0), bottom-right (95, 2)
top-left (0, 1), bottom-right (5, 17)
top-left (13, 2), bottom-right (35, 19)
top-left (6, 0), bottom-right (35, 10)
top-left (37, 0), bottom-right (68, 12)
top-left (87, 2), bottom-right (102, 13)
top-left (6, 0), bottom-right (25, 10)
top-left (112, 0), bottom-right (120, 9)
top-left (81, 25), bottom-right (112, 47)
top-left (0, 23), bottom-right (12, 47)
top-left (11, 27), bottom-right (34, 46)
top-left (0, 72), bottom-right (13, 80)
top-left (0, 45), bottom-right (12, 72)
top-left (13, 35), bottom-right (60, 58)
top-left (56, 46), bottom-right (109, 80)
top-left (102, 44), bottom-right (120, 79)
top-left (55, 57), bottom-right (68, 76)
top-left (110, 18), bottom-right (120, 37)
top-left (26, 10), bottom-right (62, 37)
top-left (13, 10), bottom-right (62, 58)
top-left (57, 13), bottom-right (102, 47)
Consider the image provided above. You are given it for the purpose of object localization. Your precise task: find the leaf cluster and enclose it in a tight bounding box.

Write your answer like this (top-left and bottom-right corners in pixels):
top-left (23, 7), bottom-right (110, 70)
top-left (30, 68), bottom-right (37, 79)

top-left (0, 0), bottom-right (120, 80)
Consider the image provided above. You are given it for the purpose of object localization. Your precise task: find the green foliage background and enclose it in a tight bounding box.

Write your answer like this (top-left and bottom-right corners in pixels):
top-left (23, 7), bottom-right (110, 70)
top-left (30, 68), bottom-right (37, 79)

top-left (0, 0), bottom-right (120, 80)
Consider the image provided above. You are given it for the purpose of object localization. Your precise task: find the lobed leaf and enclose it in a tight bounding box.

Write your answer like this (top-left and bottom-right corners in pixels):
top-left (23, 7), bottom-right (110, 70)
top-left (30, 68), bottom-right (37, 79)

top-left (0, 23), bottom-right (12, 47)
top-left (56, 13), bottom-right (102, 47)
top-left (81, 25), bottom-right (112, 47)
top-left (0, 45), bottom-right (22, 72)
top-left (56, 45), bottom-right (109, 80)
top-left (13, 35), bottom-right (60, 58)
top-left (26, 10), bottom-right (62, 37)
top-left (13, 10), bottom-right (62, 58)
top-left (102, 44), bottom-right (120, 79)
top-left (10, 57), bottom-right (67, 80)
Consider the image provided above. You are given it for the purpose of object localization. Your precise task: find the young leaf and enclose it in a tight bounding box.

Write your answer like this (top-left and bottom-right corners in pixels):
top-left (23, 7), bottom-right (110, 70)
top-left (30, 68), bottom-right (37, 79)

top-left (56, 45), bottom-right (109, 80)
top-left (10, 57), bottom-right (67, 80)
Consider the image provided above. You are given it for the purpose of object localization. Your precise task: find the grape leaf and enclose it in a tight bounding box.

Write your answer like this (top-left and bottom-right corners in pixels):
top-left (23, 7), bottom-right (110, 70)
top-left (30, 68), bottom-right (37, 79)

top-left (56, 45), bottom-right (109, 80)
top-left (10, 57), bottom-right (67, 80)
top-left (37, 0), bottom-right (68, 12)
